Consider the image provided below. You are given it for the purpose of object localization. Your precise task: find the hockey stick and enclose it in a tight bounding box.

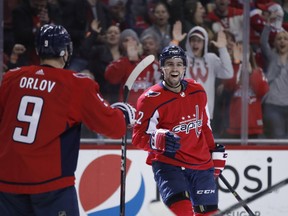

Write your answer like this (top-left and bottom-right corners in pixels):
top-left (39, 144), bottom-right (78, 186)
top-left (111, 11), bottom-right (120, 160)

top-left (215, 177), bottom-right (288, 216)
top-left (219, 174), bottom-right (255, 216)
top-left (120, 55), bottom-right (155, 216)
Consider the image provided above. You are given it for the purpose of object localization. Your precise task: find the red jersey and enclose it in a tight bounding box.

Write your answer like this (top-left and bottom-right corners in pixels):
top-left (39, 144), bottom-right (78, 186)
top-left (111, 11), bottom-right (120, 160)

top-left (132, 79), bottom-right (215, 170)
top-left (0, 65), bottom-right (127, 194)
top-left (223, 65), bottom-right (269, 135)
top-left (104, 56), bottom-right (160, 107)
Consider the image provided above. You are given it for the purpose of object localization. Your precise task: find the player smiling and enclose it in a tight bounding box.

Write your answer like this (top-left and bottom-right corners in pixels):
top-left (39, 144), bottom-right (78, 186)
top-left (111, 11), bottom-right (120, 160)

top-left (132, 45), bottom-right (227, 216)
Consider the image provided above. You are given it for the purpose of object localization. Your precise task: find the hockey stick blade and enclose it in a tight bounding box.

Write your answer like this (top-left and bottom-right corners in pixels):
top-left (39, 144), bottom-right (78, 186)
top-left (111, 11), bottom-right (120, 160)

top-left (214, 177), bottom-right (288, 216)
top-left (123, 54), bottom-right (155, 102)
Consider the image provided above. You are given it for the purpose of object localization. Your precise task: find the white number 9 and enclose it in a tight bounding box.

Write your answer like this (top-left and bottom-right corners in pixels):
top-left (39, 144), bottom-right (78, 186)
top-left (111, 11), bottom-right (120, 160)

top-left (13, 96), bottom-right (43, 144)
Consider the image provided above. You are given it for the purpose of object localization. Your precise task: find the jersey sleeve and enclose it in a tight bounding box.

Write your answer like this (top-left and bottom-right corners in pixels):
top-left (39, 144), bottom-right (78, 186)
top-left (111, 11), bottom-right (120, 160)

top-left (202, 104), bottom-right (216, 151)
top-left (76, 76), bottom-right (127, 139)
top-left (132, 94), bottom-right (154, 151)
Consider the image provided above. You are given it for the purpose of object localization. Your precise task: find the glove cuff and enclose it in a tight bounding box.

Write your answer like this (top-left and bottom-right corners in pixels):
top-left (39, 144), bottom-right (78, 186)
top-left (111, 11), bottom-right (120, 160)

top-left (150, 129), bottom-right (169, 152)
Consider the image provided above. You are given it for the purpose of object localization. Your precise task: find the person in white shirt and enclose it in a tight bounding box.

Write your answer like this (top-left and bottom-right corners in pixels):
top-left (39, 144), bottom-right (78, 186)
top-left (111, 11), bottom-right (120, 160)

top-left (184, 26), bottom-right (233, 120)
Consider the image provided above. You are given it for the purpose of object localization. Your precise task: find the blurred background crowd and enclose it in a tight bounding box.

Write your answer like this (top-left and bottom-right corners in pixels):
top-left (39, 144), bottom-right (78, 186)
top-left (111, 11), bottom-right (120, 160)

top-left (3, 0), bottom-right (288, 140)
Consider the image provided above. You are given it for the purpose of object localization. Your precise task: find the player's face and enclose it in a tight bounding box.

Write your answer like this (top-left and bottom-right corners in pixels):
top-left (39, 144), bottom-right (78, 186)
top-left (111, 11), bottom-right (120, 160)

top-left (162, 58), bottom-right (185, 88)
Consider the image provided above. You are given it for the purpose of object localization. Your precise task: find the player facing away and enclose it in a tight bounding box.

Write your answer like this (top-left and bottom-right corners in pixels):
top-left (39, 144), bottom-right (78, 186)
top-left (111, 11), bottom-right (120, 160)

top-left (0, 24), bottom-right (136, 216)
top-left (132, 45), bottom-right (227, 216)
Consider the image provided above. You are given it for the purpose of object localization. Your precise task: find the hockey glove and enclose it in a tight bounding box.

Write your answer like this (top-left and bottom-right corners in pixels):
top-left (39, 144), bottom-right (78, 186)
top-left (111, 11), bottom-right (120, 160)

top-left (212, 144), bottom-right (228, 178)
top-left (150, 129), bottom-right (180, 156)
top-left (111, 102), bottom-right (136, 126)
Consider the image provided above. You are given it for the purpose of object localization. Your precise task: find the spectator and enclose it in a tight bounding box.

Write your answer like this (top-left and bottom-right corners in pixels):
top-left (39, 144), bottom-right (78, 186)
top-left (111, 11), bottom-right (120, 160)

top-left (170, 20), bottom-right (188, 48)
top-left (12, 0), bottom-right (62, 66)
top-left (201, 0), bottom-right (215, 13)
top-left (183, 0), bottom-right (211, 31)
top-left (104, 29), bottom-right (160, 108)
top-left (158, 0), bottom-right (184, 25)
top-left (212, 30), bottom-right (237, 138)
top-left (141, 1), bottom-right (173, 50)
top-left (260, 24), bottom-right (288, 138)
top-left (129, 0), bottom-right (151, 35)
top-left (3, 44), bottom-right (27, 71)
top-left (282, 0), bottom-right (288, 23)
top-left (181, 0), bottom-right (214, 48)
top-left (85, 0), bottom-right (111, 32)
top-left (108, 0), bottom-right (133, 31)
top-left (250, 0), bottom-right (288, 71)
top-left (184, 26), bottom-right (233, 123)
top-left (206, 0), bottom-right (261, 66)
top-left (0, 24), bottom-right (136, 216)
top-left (61, 0), bottom-right (112, 71)
top-left (207, 0), bottom-right (243, 42)
top-left (80, 24), bottom-right (122, 103)
top-left (206, 0), bottom-right (282, 70)
top-left (140, 29), bottom-right (161, 61)
top-left (222, 42), bottom-right (269, 138)
top-left (4, 0), bottom-right (22, 56)
top-left (252, 2), bottom-right (286, 38)
top-left (79, 23), bottom-right (123, 138)
top-left (257, 2), bottom-right (286, 32)
top-left (139, 29), bottom-right (162, 87)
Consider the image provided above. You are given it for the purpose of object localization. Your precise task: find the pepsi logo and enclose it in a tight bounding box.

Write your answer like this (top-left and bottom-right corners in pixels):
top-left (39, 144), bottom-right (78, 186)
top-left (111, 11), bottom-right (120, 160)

top-left (78, 154), bottom-right (145, 215)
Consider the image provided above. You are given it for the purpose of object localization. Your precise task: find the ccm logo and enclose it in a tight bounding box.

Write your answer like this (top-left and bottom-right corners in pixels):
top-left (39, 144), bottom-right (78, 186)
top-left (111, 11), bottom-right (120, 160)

top-left (196, 190), bottom-right (216, 194)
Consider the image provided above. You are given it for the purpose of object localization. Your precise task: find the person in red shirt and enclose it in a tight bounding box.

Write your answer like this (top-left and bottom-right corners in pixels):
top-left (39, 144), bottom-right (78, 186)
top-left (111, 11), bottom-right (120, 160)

top-left (222, 39), bottom-right (269, 138)
top-left (207, 0), bottom-right (244, 42)
top-left (0, 24), bottom-right (135, 216)
top-left (132, 45), bottom-right (227, 216)
top-left (104, 28), bottom-right (160, 108)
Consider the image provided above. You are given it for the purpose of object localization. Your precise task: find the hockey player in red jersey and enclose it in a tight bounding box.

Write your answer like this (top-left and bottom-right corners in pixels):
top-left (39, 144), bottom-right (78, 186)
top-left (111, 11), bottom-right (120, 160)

top-left (0, 24), bottom-right (136, 216)
top-left (132, 45), bottom-right (227, 216)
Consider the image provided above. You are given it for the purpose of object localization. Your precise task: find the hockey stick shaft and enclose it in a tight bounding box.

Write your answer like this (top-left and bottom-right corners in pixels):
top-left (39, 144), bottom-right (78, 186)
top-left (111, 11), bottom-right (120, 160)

top-left (219, 174), bottom-right (255, 216)
top-left (120, 132), bottom-right (128, 216)
top-left (120, 85), bottom-right (129, 216)
top-left (120, 55), bottom-right (155, 216)
top-left (215, 177), bottom-right (288, 216)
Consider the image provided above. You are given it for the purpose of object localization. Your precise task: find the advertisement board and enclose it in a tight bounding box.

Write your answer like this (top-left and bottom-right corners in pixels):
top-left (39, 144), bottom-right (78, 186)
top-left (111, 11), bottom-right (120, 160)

top-left (75, 145), bottom-right (288, 216)
top-left (218, 147), bottom-right (288, 216)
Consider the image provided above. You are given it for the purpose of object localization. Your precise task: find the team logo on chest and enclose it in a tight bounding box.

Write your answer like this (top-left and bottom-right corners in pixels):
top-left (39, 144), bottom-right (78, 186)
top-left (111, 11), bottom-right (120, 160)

top-left (172, 105), bottom-right (202, 137)
top-left (145, 90), bottom-right (161, 97)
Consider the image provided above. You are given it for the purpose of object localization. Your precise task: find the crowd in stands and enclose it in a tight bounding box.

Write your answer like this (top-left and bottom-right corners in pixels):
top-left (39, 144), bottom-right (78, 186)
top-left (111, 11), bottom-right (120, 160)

top-left (3, 0), bottom-right (288, 139)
